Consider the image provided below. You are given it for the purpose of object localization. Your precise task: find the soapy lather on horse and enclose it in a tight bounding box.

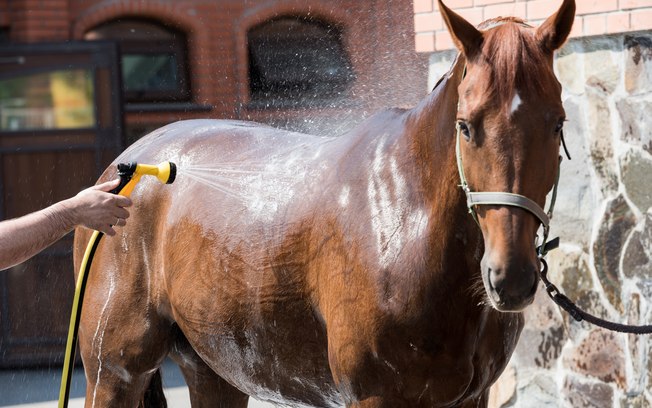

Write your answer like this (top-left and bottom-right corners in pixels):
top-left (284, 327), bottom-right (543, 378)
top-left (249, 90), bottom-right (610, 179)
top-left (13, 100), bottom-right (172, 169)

top-left (74, 0), bottom-right (576, 406)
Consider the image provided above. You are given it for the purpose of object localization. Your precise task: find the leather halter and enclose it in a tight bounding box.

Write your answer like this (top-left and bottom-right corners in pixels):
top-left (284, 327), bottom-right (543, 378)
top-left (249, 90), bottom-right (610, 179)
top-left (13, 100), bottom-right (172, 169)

top-left (452, 56), bottom-right (565, 256)
top-left (455, 121), bottom-right (562, 257)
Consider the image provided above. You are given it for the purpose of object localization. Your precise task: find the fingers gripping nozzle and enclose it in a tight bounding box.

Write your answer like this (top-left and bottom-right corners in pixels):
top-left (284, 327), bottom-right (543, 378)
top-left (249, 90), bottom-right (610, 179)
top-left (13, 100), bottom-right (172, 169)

top-left (110, 161), bottom-right (177, 195)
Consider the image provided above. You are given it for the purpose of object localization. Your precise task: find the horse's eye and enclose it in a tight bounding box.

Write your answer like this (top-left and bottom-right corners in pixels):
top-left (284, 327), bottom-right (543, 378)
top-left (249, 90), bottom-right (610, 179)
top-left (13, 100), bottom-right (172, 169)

top-left (555, 119), bottom-right (564, 134)
top-left (457, 121), bottom-right (471, 141)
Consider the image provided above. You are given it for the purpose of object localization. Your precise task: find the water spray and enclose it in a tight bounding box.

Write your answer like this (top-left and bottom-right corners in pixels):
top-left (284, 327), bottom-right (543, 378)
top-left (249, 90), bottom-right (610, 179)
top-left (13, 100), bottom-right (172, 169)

top-left (58, 161), bottom-right (176, 408)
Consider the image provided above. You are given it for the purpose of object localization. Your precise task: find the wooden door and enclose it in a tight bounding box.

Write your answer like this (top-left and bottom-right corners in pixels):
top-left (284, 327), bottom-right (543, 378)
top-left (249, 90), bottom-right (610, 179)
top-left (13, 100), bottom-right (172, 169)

top-left (0, 41), bottom-right (123, 367)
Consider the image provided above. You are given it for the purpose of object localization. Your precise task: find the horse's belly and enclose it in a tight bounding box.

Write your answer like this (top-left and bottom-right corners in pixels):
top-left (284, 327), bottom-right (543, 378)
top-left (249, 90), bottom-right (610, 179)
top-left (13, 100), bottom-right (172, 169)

top-left (189, 326), bottom-right (341, 407)
top-left (172, 291), bottom-right (342, 407)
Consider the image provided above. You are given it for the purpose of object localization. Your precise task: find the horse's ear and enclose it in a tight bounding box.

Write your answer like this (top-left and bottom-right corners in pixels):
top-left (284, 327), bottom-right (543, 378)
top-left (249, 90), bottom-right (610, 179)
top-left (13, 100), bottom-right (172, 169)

top-left (536, 0), bottom-right (576, 52)
top-left (438, 0), bottom-right (483, 59)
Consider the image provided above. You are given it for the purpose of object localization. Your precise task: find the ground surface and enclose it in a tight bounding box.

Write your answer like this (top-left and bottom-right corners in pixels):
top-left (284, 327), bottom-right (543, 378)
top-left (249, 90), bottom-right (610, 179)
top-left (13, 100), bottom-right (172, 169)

top-left (0, 359), bottom-right (279, 407)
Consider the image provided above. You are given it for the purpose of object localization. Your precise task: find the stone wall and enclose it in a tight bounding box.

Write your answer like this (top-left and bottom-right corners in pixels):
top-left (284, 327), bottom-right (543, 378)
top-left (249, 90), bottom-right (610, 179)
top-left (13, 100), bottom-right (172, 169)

top-left (427, 31), bottom-right (652, 407)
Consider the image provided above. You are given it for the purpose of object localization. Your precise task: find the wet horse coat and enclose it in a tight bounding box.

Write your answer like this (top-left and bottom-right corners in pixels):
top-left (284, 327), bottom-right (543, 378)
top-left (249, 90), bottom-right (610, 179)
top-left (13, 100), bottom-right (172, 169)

top-left (74, 1), bottom-right (576, 406)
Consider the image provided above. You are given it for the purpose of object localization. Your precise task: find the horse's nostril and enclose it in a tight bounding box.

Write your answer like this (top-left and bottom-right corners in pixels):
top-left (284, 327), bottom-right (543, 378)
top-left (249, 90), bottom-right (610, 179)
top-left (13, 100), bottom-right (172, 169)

top-left (487, 262), bottom-right (537, 301)
top-left (488, 265), bottom-right (506, 293)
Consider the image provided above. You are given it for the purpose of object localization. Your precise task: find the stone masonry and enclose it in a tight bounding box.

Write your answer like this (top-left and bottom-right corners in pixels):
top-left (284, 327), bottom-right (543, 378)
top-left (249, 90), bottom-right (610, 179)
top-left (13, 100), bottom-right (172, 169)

top-left (493, 32), bottom-right (651, 408)
top-left (426, 29), bottom-right (652, 408)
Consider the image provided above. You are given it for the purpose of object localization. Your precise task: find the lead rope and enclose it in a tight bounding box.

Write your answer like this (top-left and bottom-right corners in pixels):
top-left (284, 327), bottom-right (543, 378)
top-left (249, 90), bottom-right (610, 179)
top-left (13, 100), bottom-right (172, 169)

top-left (535, 140), bottom-right (652, 334)
top-left (539, 258), bottom-right (652, 334)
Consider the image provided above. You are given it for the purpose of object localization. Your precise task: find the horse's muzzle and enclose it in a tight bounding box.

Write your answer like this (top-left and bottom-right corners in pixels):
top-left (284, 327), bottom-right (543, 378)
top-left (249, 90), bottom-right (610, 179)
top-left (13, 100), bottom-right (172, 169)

top-left (481, 256), bottom-right (538, 312)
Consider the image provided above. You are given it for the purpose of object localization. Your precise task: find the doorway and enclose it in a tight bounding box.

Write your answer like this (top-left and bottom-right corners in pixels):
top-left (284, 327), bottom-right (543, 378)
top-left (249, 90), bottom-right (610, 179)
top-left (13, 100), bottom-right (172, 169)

top-left (0, 41), bottom-right (123, 367)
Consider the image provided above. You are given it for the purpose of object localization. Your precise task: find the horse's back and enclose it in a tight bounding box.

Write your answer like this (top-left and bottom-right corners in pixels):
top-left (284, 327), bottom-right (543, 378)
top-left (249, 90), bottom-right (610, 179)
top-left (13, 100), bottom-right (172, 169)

top-left (116, 119), bottom-right (333, 172)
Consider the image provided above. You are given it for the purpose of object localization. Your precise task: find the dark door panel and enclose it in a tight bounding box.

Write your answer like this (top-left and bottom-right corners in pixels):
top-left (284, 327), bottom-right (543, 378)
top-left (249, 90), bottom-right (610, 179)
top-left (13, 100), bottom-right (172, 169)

top-left (0, 41), bottom-right (123, 367)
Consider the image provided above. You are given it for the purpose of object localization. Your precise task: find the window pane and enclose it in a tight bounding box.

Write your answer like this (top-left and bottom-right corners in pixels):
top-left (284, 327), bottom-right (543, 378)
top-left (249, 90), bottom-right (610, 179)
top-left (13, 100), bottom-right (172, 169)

top-left (85, 19), bottom-right (191, 103)
top-left (248, 17), bottom-right (354, 102)
top-left (122, 53), bottom-right (178, 93)
top-left (0, 69), bottom-right (95, 130)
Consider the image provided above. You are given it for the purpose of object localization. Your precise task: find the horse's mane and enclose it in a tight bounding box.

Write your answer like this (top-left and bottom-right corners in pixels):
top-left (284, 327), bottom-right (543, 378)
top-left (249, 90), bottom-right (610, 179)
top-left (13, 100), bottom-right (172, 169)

top-left (479, 17), bottom-right (550, 105)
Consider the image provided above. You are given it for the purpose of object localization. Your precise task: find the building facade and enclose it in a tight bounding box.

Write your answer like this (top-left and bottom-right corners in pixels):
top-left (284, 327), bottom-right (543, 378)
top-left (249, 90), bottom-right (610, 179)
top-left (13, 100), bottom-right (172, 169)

top-left (414, 1), bottom-right (652, 407)
top-left (0, 0), bottom-right (428, 367)
top-left (2, 0), bottom-right (428, 140)
top-left (1, 2), bottom-right (650, 406)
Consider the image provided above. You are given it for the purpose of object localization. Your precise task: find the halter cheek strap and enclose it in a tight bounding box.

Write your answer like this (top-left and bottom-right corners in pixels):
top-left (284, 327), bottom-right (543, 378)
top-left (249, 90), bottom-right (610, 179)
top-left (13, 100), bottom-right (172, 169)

top-left (455, 122), bottom-right (562, 257)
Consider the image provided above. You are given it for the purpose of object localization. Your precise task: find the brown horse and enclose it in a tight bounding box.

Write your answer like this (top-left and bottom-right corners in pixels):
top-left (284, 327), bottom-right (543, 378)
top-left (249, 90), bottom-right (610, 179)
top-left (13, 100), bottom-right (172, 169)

top-left (73, 1), bottom-right (575, 406)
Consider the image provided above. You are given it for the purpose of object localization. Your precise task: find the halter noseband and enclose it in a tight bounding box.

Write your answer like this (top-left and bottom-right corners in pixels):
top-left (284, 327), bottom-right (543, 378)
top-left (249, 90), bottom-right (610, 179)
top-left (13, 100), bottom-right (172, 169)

top-left (455, 122), bottom-right (562, 257)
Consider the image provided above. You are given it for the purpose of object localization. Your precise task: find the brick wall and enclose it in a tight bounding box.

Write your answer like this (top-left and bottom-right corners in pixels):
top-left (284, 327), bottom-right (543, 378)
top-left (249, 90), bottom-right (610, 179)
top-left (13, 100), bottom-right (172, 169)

top-left (3, 0), bottom-right (70, 42)
top-left (2, 0), bottom-right (427, 139)
top-left (414, 0), bottom-right (652, 52)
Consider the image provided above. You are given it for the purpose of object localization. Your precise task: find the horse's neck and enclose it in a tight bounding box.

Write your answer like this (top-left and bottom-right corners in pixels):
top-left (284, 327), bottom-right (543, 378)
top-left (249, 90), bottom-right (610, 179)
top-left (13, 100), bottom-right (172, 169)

top-left (409, 56), bottom-right (471, 221)
top-left (415, 54), bottom-right (465, 155)
top-left (405, 55), bottom-right (484, 283)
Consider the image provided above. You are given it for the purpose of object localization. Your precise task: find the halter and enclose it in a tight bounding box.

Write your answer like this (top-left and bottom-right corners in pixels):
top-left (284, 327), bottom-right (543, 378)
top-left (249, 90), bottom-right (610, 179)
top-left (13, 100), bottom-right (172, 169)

top-left (454, 110), bottom-right (652, 335)
top-left (455, 122), bottom-right (562, 257)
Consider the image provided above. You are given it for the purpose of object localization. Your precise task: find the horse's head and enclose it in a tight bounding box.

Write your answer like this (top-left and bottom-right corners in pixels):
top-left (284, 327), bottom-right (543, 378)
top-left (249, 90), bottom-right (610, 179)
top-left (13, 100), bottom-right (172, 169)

top-left (439, 0), bottom-right (575, 312)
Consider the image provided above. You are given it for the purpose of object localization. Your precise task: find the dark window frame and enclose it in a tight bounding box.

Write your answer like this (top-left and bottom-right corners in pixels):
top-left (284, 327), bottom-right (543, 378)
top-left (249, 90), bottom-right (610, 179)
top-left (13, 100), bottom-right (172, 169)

top-left (85, 19), bottom-right (191, 104)
top-left (119, 38), bottom-right (190, 103)
top-left (247, 16), bottom-right (355, 108)
top-left (0, 27), bottom-right (10, 43)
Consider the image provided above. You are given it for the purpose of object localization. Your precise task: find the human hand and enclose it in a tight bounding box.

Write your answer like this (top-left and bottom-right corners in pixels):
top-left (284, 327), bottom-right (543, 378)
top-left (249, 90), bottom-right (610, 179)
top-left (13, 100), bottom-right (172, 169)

top-left (67, 179), bottom-right (133, 236)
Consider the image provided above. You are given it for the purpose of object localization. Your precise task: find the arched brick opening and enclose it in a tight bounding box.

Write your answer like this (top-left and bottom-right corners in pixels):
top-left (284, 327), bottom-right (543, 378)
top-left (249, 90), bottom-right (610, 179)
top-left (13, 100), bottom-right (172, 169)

top-left (233, 1), bottom-right (351, 106)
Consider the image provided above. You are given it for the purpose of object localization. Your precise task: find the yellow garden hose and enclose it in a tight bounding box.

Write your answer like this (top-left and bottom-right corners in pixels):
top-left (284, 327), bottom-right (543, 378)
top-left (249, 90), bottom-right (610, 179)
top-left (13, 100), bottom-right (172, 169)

top-left (58, 162), bottom-right (176, 408)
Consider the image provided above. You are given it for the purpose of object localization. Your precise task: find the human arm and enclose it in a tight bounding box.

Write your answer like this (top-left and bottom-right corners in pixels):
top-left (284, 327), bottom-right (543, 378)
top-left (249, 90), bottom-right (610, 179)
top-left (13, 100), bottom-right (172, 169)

top-left (0, 179), bottom-right (132, 271)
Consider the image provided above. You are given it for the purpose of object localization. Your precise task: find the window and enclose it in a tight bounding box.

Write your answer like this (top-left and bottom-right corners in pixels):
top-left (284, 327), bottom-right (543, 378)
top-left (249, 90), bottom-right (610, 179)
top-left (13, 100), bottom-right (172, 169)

top-left (85, 19), bottom-right (190, 103)
top-left (0, 27), bottom-right (9, 43)
top-left (248, 17), bottom-right (354, 106)
top-left (0, 69), bottom-right (95, 130)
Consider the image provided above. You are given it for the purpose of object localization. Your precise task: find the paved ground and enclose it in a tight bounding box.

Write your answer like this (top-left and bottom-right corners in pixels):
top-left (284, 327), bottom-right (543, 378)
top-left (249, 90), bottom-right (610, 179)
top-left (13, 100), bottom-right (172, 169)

top-left (0, 359), bottom-right (278, 407)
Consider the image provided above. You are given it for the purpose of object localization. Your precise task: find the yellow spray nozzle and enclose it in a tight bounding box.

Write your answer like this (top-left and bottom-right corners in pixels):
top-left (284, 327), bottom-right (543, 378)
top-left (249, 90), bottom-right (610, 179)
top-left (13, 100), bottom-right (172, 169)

top-left (111, 161), bottom-right (176, 196)
top-left (134, 162), bottom-right (177, 184)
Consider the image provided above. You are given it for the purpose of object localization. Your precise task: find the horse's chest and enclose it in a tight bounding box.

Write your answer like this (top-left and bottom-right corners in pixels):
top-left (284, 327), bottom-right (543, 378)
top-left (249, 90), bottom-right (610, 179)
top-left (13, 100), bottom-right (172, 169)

top-left (411, 310), bottom-right (523, 404)
top-left (329, 309), bottom-right (523, 406)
